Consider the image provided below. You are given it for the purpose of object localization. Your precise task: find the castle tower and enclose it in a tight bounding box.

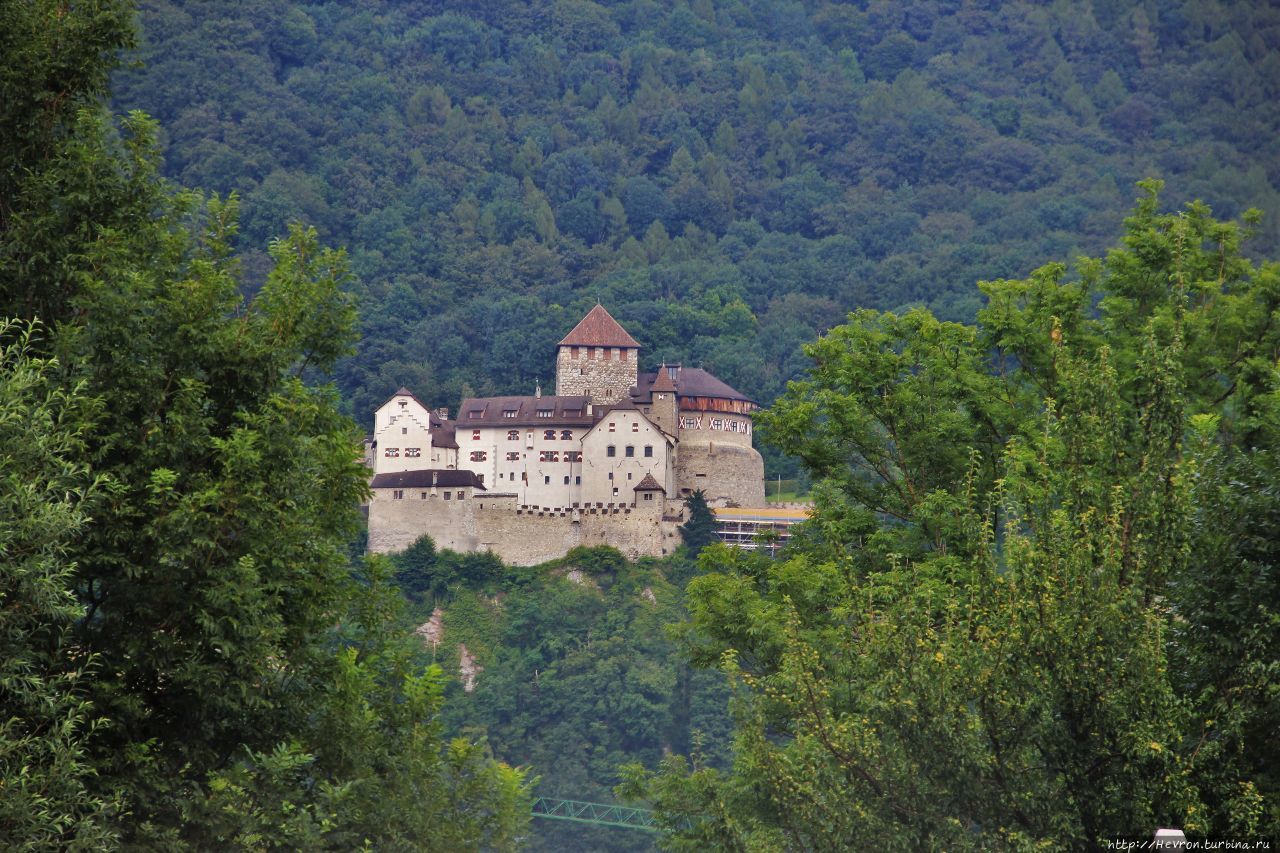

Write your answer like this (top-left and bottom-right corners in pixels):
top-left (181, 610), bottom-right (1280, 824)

top-left (648, 363), bottom-right (679, 436)
top-left (555, 304), bottom-right (640, 407)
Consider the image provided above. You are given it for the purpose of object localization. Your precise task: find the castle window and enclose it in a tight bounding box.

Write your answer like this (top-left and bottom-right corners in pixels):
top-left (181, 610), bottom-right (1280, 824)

top-left (456, 491), bottom-right (465, 500)
top-left (502, 409), bottom-right (517, 418)
top-left (632, 422), bottom-right (639, 432)
top-left (627, 472), bottom-right (633, 480)
top-left (644, 445), bottom-right (653, 457)
top-left (605, 388), bottom-right (613, 399)
top-left (538, 451), bottom-right (559, 462)
top-left (543, 429), bottom-right (556, 440)
top-left (405, 448), bottom-right (421, 458)
top-left (507, 430), bottom-right (519, 440)
top-left (544, 475), bottom-right (550, 485)
top-left (710, 418), bottom-right (724, 430)
top-left (643, 492), bottom-right (653, 501)
top-left (422, 492), bottom-right (429, 499)
top-left (392, 490), bottom-right (404, 500)
top-left (608, 422), bottom-right (615, 432)
top-left (506, 451), bottom-right (520, 461)
top-left (444, 491), bottom-right (451, 500)
top-left (563, 476), bottom-right (570, 485)
top-left (402, 427), bottom-right (407, 434)
top-left (565, 451), bottom-right (582, 462)
top-left (470, 450), bottom-right (487, 462)
top-left (575, 476), bottom-right (581, 485)
top-left (537, 409), bottom-right (553, 418)
top-left (607, 445), bottom-right (616, 457)
top-left (613, 487), bottom-right (619, 497)
top-left (560, 430), bottom-right (573, 440)
top-left (625, 446), bottom-right (635, 457)
top-left (384, 447), bottom-right (399, 457)
top-left (472, 430), bottom-right (481, 440)
top-left (478, 474), bottom-right (484, 484)
top-left (608, 473), bottom-right (613, 480)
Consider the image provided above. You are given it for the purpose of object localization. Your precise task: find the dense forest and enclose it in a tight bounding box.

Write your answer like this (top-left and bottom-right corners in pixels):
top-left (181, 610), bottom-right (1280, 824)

top-left (113, 0), bottom-right (1280, 466)
top-left (386, 540), bottom-right (730, 852)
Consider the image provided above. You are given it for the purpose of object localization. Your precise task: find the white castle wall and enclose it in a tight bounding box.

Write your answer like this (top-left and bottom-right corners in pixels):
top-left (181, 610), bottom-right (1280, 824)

top-left (368, 488), bottom-right (681, 565)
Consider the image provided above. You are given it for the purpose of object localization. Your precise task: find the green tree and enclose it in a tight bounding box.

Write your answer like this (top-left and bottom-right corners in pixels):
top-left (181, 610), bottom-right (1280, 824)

top-left (0, 322), bottom-right (116, 848)
top-left (679, 490), bottom-right (719, 556)
top-left (0, 1), bottom-right (532, 844)
top-left (625, 189), bottom-right (1279, 846)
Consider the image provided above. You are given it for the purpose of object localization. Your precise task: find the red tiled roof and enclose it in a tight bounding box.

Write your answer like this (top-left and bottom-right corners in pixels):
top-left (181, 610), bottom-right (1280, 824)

top-left (651, 364), bottom-right (678, 393)
top-left (633, 473), bottom-right (665, 492)
top-left (558, 305), bottom-right (640, 348)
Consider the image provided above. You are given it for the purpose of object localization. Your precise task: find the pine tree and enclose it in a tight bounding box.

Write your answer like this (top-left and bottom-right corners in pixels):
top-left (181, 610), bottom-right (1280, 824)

top-left (679, 490), bottom-right (719, 556)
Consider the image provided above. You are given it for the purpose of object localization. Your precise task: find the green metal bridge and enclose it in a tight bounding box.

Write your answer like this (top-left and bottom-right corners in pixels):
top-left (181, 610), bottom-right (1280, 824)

top-left (531, 797), bottom-right (659, 832)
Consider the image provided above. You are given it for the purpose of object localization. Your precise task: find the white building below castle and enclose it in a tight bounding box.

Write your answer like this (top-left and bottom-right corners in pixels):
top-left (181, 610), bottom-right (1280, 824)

top-left (366, 305), bottom-right (766, 564)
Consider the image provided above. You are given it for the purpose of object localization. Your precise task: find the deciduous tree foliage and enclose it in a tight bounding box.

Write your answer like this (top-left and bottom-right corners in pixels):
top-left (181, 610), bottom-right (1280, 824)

top-left (0, 322), bottom-right (116, 848)
top-left (623, 187), bottom-right (1280, 847)
top-left (0, 0), bottom-right (530, 845)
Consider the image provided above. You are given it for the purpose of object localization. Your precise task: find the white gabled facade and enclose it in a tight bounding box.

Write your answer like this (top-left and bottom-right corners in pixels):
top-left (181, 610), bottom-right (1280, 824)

top-left (579, 408), bottom-right (673, 505)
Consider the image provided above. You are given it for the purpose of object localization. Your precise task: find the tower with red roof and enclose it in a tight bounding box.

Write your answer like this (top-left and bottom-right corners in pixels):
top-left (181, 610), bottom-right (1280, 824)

top-left (554, 304), bottom-right (641, 406)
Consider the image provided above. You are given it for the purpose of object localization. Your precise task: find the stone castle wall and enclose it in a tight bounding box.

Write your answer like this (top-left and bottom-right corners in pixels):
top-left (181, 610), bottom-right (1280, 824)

top-left (555, 347), bottom-right (637, 406)
top-left (367, 490), bottom-right (681, 566)
top-left (675, 441), bottom-right (766, 507)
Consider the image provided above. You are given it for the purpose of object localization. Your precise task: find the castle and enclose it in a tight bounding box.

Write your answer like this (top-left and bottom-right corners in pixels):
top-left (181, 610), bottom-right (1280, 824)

top-left (366, 305), bottom-right (766, 564)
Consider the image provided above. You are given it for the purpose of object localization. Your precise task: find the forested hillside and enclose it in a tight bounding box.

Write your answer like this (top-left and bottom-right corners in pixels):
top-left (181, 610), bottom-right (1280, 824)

top-left (114, 0), bottom-right (1280, 450)
top-left (388, 541), bottom-right (730, 851)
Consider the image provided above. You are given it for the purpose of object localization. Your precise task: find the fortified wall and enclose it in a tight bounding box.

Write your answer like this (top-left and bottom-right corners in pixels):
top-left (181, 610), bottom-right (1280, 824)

top-left (368, 489), bottom-right (684, 566)
top-left (675, 441), bottom-right (766, 507)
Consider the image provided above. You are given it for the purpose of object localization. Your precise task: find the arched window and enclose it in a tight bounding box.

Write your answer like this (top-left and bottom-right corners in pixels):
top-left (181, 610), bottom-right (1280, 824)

top-left (625, 446), bottom-right (635, 457)
top-left (469, 450), bottom-right (487, 462)
top-left (560, 429), bottom-right (573, 440)
top-left (507, 430), bottom-right (519, 440)
top-left (606, 445), bottom-right (616, 457)
top-left (543, 429), bottom-right (556, 440)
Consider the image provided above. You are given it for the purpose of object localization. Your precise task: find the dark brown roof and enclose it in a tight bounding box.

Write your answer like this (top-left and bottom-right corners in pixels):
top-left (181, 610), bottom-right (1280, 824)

top-left (633, 473), bottom-right (665, 492)
top-left (429, 423), bottom-right (458, 449)
top-left (380, 386), bottom-right (433, 413)
top-left (632, 367), bottom-right (756, 405)
top-left (370, 469), bottom-right (485, 489)
top-left (457, 395), bottom-right (594, 428)
top-left (651, 364), bottom-right (678, 393)
top-left (558, 305), bottom-right (641, 348)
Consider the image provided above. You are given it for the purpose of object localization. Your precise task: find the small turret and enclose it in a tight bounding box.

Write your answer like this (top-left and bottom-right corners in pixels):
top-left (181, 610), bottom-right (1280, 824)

top-left (648, 363), bottom-right (679, 436)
